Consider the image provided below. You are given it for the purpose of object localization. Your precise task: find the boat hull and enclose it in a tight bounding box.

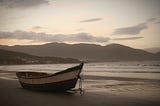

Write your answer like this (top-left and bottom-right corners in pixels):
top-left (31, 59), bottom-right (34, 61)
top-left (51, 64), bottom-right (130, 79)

top-left (20, 78), bottom-right (78, 91)
top-left (16, 63), bottom-right (84, 91)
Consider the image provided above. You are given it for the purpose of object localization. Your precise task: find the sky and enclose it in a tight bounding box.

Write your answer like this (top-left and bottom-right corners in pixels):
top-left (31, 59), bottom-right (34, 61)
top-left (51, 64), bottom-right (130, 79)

top-left (0, 0), bottom-right (160, 49)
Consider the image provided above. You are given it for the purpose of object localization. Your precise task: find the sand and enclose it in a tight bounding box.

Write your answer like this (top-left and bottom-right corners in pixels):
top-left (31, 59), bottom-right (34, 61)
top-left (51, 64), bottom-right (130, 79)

top-left (0, 69), bottom-right (160, 106)
top-left (0, 79), bottom-right (160, 106)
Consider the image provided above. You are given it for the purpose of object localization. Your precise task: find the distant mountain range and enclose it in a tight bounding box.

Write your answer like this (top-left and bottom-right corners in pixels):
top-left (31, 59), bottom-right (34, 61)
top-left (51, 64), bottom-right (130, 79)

top-left (0, 43), bottom-right (160, 62)
top-left (0, 49), bottom-right (80, 65)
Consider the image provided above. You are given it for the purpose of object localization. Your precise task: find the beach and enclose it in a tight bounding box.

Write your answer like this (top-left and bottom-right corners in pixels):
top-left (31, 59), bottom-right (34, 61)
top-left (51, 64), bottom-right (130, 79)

top-left (0, 78), bottom-right (160, 106)
top-left (0, 66), bottom-right (160, 106)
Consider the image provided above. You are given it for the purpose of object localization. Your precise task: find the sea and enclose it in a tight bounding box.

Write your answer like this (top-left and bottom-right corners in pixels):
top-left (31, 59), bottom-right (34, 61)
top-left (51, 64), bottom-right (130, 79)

top-left (0, 61), bottom-right (160, 100)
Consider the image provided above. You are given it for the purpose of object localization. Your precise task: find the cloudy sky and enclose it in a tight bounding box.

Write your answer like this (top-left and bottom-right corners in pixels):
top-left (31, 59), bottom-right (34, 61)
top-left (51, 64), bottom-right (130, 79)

top-left (0, 0), bottom-right (160, 49)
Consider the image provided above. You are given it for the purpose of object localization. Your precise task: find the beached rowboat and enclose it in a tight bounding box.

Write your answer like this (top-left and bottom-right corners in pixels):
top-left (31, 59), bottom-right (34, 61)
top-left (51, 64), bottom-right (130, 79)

top-left (16, 63), bottom-right (84, 91)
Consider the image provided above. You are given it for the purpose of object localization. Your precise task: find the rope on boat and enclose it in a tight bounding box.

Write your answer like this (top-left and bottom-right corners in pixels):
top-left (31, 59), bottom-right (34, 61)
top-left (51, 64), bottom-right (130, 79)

top-left (78, 70), bottom-right (84, 95)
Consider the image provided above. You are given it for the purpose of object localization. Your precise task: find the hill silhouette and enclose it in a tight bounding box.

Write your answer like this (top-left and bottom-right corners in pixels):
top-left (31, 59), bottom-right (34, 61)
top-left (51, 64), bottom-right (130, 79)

top-left (0, 49), bottom-right (80, 65)
top-left (0, 43), bottom-right (159, 62)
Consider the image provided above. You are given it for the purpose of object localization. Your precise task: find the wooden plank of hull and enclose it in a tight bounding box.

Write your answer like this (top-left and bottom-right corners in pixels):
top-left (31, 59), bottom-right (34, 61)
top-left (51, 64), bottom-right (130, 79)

top-left (20, 78), bottom-right (78, 91)
top-left (19, 69), bottom-right (79, 84)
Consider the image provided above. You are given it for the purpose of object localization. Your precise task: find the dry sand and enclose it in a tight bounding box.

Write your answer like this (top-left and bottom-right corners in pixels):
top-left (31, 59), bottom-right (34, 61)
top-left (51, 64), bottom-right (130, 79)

top-left (0, 79), bottom-right (160, 106)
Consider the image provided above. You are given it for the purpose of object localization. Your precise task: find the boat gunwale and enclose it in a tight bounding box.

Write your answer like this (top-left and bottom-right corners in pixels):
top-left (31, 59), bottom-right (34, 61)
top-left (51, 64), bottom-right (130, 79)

top-left (16, 63), bottom-right (84, 79)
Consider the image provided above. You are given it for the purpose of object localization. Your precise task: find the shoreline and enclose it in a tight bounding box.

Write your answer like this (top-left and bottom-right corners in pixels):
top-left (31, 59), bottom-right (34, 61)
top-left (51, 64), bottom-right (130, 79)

top-left (1, 69), bottom-right (160, 82)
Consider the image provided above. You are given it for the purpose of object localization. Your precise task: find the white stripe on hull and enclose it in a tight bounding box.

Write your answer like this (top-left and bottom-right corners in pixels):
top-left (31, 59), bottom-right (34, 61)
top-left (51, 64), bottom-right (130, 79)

top-left (19, 70), bottom-right (80, 84)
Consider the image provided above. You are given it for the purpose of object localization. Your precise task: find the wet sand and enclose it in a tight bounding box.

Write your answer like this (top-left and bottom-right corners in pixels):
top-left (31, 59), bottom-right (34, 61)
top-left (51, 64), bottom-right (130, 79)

top-left (0, 70), bottom-right (160, 106)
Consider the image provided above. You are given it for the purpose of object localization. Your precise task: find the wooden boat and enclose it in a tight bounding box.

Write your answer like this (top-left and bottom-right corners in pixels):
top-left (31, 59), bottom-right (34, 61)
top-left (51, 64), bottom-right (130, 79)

top-left (16, 63), bottom-right (84, 91)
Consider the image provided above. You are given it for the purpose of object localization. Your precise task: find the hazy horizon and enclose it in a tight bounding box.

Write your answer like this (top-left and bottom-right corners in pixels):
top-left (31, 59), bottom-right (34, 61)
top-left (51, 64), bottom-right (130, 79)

top-left (0, 0), bottom-right (160, 49)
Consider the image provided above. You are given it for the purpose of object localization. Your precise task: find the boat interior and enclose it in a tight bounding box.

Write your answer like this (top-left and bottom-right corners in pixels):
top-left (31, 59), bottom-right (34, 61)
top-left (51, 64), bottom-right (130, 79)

top-left (16, 72), bottom-right (50, 78)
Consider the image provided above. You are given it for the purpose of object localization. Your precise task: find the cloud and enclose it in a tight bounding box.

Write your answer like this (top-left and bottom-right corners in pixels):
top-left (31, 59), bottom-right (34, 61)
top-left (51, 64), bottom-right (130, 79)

top-left (80, 18), bottom-right (103, 23)
top-left (146, 18), bottom-right (160, 25)
top-left (0, 30), bottom-right (110, 43)
top-left (30, 26), bottom-right (44, 32)
top-left (112, 23), bottom-right (148, 35)
top-left (155, 21), bottom-right (160, 24)
top-left (0, 0), bottom-right (49, 8)
top-left (31, 26), bottom-right (43, 30)
top-left (147, 18), bottom-right (157, 22)
top-left (113, 37), bottom-right (143, 40)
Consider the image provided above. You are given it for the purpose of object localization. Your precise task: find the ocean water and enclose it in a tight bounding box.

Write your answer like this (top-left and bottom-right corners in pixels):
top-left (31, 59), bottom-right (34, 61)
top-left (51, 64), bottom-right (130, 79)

top-left (0, 61), bottom-right (160, 99)
top-left (0, 61), bottom-right (160, 79)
